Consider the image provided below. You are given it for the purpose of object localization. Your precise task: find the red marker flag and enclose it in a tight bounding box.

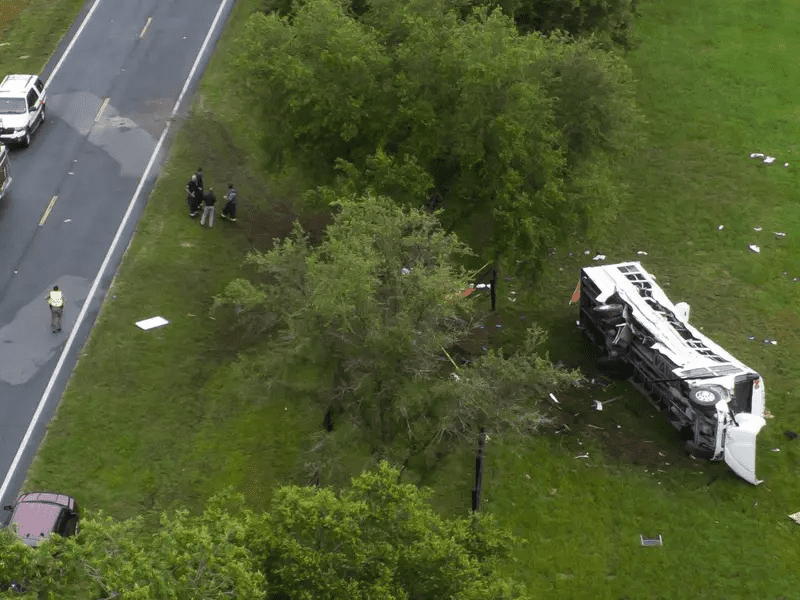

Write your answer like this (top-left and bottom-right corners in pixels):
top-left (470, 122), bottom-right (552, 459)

top-left (569, 280), bottom-right (580, 305)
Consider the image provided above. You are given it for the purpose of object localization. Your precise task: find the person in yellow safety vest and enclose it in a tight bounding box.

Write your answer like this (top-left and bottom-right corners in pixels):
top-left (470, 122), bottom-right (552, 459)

top-left (46, 285), bottom-right (64, 333)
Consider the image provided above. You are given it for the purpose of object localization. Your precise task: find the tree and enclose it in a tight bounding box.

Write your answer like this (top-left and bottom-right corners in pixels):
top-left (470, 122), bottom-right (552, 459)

top-left (235, 0), bottom-right (639, 274)
top-left (0, 490), bottom-right (267, 599)
top-left (251, 461), bottom-right (525, 600)
top-left (215, 194), bottom-right (479, 445)
top-left (0, 465), bottom-right (526, 599)
top-left (215, 192), bottom-right (580, 475)
top-left (476, 0), bottom-right (638, 46)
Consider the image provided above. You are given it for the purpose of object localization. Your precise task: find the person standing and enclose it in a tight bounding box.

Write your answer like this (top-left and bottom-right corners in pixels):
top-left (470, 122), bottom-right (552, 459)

top-left (186, 167), bottom-right (204, 217)
top-left (220, 183), bottom-right (237, 221)
top-left (46, 285), bottom-right (64, 333)
top-left (200, 187), bottom-right (216, 227)
top-left (185, 173), bottom-right (199, 216)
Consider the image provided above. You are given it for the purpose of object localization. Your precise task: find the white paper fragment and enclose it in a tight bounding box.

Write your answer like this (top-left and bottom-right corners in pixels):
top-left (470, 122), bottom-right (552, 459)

top-left (475, 283), bottom-right (488, 289)
top-left (401, 267), bottom-right (410, 275)
top-left (786, 163), bottom-right (790, 167)
top-left (593, 400), bottom-right (603, 411)
top-left (764, 156), bottom-right (776, 164)
top-left (584, 250), bottom-right (591, 255)
top-left (718, 225), bottom-right (724, 230)
top-left (753, 226), bottom-right (762, 232)
top-left (63, 219), bottom-right (71, 223)
top-left (749, 244), bottom-right (760, 253)
top-left (750, 153), bottom-right (764, 159)
top-left (789, 512), bottom-right (800, 525)
top-left (775, 232), bottom-right (786, 238)
top-left (771, 448), bottom-right (780, 452)
top-left (548, 393), bottom-right (560, 404)
top-left (593, 254), bottom-right (606, 261)
top-left (136, 316), bottom-right (169, 330)
top-left (575, 453), bottom-right (589, 459)
top-left (637, 251), bottom-right (648, 255)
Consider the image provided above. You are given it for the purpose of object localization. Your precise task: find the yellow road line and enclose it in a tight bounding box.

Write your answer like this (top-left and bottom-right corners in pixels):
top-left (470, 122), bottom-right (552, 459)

top-left (139, 16), bottom-right (152, 39)
top-left (94, 97), bottom-right (109, 123)
top-left (39, 195), bottom-right (57, 226)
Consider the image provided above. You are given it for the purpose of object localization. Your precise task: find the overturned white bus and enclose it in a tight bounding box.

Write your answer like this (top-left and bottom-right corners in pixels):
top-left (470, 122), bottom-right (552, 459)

top-left (578, 261), bottom-right (766, 485)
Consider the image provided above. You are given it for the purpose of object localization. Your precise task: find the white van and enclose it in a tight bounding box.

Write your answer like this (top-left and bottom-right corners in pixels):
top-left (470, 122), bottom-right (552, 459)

top-left (578, 261), bottom-right (766, 484)
top-left (0, 143), bottom-right (10, 200)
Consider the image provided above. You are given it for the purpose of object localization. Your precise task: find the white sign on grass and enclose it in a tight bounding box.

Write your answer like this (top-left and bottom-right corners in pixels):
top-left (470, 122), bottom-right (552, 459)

top-left (136, 316), bottom-right (169, 330)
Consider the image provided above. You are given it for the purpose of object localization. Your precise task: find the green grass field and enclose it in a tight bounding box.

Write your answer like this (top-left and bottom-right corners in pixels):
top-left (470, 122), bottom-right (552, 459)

top-left (15, 0), bottom-right (800, 598)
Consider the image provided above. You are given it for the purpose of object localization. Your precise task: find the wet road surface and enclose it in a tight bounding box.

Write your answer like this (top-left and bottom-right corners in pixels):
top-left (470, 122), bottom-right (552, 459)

top-left (0, 0), bottom-right (234, 507)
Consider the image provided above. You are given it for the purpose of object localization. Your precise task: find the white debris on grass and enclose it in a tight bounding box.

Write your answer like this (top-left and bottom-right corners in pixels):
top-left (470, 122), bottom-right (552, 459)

top-left (753, 226), bottom-right (762, 232)
top-left (789, 512), bottom-right (800, 525)
top-left (548, 393), bottom-right (560, 404)
top-left (775, 232), bottom-right (786, 238)
top-left (750, 153), bottom-right (765, 158)
top-left (637, 250), bottom-right (648, 255)
top-left (764, 156), bottom-right (777, 164)
top-left (593, 254), bottom-right (606, 261)
top-left (749, 244), bottom-right (760, 253)
top-left (718, 225), bottom-right (724, 230)
top-left (136, 316), bottom-right (169, 330)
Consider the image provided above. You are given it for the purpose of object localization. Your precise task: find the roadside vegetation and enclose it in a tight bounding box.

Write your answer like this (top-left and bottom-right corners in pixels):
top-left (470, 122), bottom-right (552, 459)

top-left (4, 0), bottom-right (800, 597)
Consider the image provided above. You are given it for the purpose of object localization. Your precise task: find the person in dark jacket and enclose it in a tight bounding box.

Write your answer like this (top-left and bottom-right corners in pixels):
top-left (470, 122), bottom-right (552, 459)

top-left (200, 187), bottom-right (216, 227)
top-left (220, 183), bottom-right (237, 221)
top-left (186, 167), bottom-right (204, 217)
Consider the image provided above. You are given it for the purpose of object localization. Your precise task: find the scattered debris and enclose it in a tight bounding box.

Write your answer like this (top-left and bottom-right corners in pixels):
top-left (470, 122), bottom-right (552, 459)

top-left (789, 513), bottom-right (800, 525)
top-left (593, 397), bottom-right (619, 411)
top-left (775, 232), bottom-right (786, 238)
top-left (584, 250), bottom-right (591, 255)
top-left (784, 430), bottom-right (798, 440)
top-left (575, 453), bottom-right (589, 459)
top-left (785, 163), bottom-right (790, 167)
top-left (589, 376), bottom-right (612, 389)
top-left (587, 424), bottom-right (604, 430)
top-left (764, 156), bottom-right (777, 164)
top-left (753, 226), bottom-right (762, 232)
top-left (765, 410), bottom-right (774, 419)
top-left (771, 448), bottom-right (780, 452)
top-left (640, 535), bottom-right (663, 547)
top-left (749, 244), bottom-right (760, 253)
top-left (136, 316), bottom-right (169, 331)
top-left (548, 393), bottom-right (560, 404)
top-left (762, 339), bottom-right (777, 345)
top-left (749, 153), bottom-right (765, 159)
top-left (637, 251), bottom-right (648, 255)
top-left (593, 254), bottom-right (606, 261)
top-left (718, 225), bottom-right (724, 230)
top-left (475, 283), bottom-right (489, 289)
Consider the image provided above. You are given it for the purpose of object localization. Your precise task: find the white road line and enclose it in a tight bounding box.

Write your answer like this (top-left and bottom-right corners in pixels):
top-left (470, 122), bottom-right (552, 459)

top-left (139, 16), bottom-right (153, 39)
top-left (44, 0), bottom-right (104, 90)
top-left (0, 0), bottom-right (233, 502)
top-left (94, 97), bottom-right (109, 122)
top-left (39, 195), bottom-right (58, 226)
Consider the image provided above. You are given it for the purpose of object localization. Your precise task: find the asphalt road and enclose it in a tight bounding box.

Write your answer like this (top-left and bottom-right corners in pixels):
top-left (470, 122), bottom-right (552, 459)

top-left (0, 0), bottom-right (234, 509)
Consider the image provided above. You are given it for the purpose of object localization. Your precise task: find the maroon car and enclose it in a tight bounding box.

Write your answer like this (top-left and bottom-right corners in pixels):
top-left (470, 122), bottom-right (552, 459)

top-left (3, 492), bottom-right (79, 547)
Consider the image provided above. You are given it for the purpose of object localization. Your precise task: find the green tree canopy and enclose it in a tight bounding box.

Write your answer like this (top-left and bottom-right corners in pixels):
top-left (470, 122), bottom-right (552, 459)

top-left (236, 0), bottom-right (639, 273)
top-left (215, 193), bottom-right (578, 470)
top-left (0, 464), bottom-right (525, 599)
